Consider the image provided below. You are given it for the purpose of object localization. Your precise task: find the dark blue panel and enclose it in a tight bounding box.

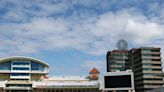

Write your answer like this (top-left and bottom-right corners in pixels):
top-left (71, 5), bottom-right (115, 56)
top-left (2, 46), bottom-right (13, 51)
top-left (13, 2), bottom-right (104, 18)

top-left (31, 62), bottom-right (44, 71)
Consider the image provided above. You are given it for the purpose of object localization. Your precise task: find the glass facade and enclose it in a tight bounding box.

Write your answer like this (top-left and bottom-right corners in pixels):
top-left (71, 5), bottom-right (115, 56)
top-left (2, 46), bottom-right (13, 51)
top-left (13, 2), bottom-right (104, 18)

top-left (0, 57), bottom-right (49, 92)
top-left (31, 62), bottom-right (44, 71)
top-left (12, 67), bottom-right (29, 70)
top-left (107, 51), bottom-right (129, 72)
top-left (13, 61), bottom-right (30, 65)
top-left (0, 62), bottom-right (11, 70)
top-left (11, 73), bottom-right (29, 76)
top-left (12, 61), bottom-right (30, 71)
top-left (142, 49), bottom-right (151, 53)
top-left (10, 60), bottom-right (45, 71)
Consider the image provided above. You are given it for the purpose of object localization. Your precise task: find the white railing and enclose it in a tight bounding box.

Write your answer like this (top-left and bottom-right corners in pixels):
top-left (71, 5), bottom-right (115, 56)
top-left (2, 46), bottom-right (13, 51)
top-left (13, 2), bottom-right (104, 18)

top-left (10, 76), bottom-right (30, 79)
top-left (11, 70), bottom-right (30, 73)
top-left (12, 65), bottom-right (30, 67)
top-left (6, 86), bottom-right (32, 90)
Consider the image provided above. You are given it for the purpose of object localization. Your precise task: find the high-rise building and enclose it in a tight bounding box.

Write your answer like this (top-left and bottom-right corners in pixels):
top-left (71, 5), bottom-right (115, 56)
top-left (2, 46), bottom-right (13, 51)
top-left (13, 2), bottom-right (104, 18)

top-left (129, 47), bottom-right (163, 92)
top-left (106, 39), bottom-right (130, 72)
top-left (106, 50), bottom-right (130, 72)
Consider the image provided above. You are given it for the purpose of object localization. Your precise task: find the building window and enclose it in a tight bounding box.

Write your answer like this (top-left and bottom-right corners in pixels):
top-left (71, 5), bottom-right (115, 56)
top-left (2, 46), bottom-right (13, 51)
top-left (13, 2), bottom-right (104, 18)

top-left (0, 62), bottom-right (11, 70)
top-left (11, 73), bottom-right (29, 76)
top-left (142, 49), bottom-right (151, 52)
top-left (12, 67), bottom-right (29, 70)
top-left (31, 62), bottom-right (44, 71)
top-left (13, 61), bottom-right (30, 65)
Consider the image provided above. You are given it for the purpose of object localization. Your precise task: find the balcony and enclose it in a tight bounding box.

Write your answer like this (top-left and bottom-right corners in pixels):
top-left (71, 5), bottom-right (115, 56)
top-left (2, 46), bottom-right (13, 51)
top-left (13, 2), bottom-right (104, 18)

top-left (151, 61), bottom-right (162, 64)
top-left (142, 56), bottom-right (161, 59)
top-left (152, 66), bottom-right (162, 69)
top-left (141, 51), bottom-right (161, 54)
top-left (143, 80), bottom-right (163, 84)
top-left (144, 85), bottom-right (162, 88)
top-left (143, 70), bottom-right (163, 74)
top-left (143, 75), bottom-right (163, 79)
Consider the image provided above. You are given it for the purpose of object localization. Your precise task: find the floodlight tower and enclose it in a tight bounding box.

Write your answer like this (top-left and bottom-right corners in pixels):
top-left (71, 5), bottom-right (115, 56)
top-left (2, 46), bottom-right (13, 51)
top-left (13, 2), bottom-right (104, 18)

top-left (106, 39), bottom-right (129, 72)
top-left (117, 39), bottom-right (128, 71)
top-left (116, 39), bottom-right (128, 50)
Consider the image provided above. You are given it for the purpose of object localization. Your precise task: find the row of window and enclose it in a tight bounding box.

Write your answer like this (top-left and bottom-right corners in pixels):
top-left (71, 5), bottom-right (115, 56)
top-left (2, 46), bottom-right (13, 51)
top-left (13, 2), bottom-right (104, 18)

top-left (142, 49), bottom-right (160, 52)
top-left (12, 67), bottom-right (29, 70)
top-left (0, 61), bottom-right (45, 71)
top-left (111, 54), bottom-right (128, 57)
top-left (142, 54), bottom-right (160, 57)
top-left (11, 73), bottom-right (29, 76)
top-left (13, 61), bottom-right (30, 65)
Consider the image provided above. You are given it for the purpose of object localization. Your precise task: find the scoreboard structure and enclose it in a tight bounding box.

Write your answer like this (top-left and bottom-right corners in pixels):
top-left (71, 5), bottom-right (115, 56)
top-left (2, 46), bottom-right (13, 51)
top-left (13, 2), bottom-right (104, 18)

top-left (103, 70), bottom-right (134, 91)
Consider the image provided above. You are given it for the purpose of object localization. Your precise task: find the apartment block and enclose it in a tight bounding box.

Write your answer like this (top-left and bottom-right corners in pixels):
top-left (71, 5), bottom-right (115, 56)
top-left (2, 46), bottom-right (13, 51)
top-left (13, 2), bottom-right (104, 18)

top-left (106, 50), bottom-right (130, 72)
top-left (129, 47), bottom-right (163, 92)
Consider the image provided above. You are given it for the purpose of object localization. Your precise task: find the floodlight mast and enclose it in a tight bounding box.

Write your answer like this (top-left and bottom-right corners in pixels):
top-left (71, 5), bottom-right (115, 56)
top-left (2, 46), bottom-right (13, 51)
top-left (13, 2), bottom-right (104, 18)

top-left (116, 39), bottom-right (128, 71)
top-left (116, 39), bottom-right (128, 50)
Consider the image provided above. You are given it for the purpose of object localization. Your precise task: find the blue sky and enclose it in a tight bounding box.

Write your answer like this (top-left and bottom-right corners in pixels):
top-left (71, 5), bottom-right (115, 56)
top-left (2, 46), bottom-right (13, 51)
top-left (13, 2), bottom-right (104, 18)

top-left (0, 0), bottom-right (164, 75)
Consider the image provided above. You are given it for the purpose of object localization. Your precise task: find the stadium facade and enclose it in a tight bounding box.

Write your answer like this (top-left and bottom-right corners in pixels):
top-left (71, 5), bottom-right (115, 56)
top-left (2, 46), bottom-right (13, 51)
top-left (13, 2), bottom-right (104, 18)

top-left (0, 56), bottom-right (100, 92)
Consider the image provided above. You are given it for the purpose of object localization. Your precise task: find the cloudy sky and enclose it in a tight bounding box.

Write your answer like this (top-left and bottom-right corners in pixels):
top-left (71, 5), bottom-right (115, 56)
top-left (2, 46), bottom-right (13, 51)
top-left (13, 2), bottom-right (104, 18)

top-left (0, 0), bottom-right (164, 75)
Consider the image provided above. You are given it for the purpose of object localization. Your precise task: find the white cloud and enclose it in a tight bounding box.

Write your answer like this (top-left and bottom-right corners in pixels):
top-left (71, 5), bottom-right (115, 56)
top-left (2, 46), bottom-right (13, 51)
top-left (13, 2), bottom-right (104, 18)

top-left (1, 0), bottom-right (164, 76)
top-left (125, 19), bottom-right (164, 44)
top-left (0, 10), bottom-right (164, 56)
top-left (0, 0), bottom-right (164, 58)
